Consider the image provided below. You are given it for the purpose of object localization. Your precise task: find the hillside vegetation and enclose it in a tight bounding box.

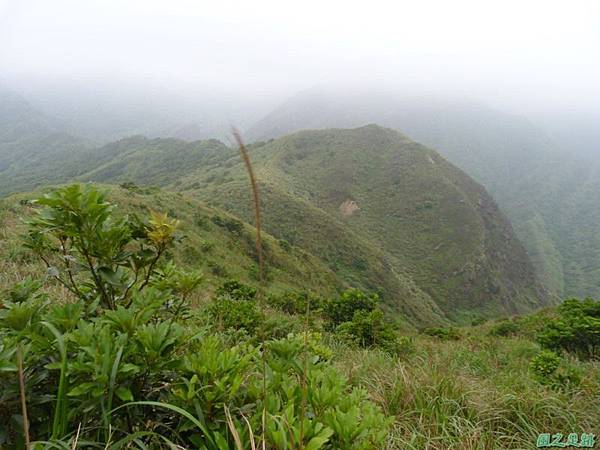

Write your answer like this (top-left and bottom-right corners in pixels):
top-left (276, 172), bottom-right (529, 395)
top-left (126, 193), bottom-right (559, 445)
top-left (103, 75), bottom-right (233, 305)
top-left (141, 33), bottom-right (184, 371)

top-left (0, 185), bottom-right (341, 300)
top-left (0, 184), bottom-right (598, 449)
top-left (2, 89), bottom-right (553, 324)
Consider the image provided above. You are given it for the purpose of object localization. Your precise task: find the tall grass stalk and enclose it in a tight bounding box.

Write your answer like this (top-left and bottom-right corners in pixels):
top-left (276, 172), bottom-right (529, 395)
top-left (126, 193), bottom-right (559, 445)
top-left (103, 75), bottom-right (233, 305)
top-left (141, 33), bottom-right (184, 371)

top-left (233, 129), bottom-right (267, 449)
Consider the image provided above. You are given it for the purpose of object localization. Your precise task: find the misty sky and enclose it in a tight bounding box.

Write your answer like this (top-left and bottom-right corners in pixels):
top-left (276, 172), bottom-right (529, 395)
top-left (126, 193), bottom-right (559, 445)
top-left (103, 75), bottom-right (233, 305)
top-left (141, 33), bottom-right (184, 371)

top-left (1, 0), bottom-right (599, 116)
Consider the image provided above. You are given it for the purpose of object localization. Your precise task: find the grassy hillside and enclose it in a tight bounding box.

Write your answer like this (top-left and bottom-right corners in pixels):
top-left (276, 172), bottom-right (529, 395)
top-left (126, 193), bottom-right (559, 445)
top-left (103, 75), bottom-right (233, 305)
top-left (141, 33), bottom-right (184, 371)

top-left (77, 136), bottom-right (232, 187)
top-left (180, 125), bottom-right (549, 322)
top-left (245, 87), bottom-right (599, 300)
top-left (0, 184), bottom-right (342, 300)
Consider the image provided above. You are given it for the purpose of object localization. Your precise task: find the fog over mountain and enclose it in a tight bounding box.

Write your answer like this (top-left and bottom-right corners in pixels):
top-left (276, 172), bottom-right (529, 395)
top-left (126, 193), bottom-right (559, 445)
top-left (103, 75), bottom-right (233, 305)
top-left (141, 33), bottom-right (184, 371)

top-left (1, 0), bottom-right (599, 146)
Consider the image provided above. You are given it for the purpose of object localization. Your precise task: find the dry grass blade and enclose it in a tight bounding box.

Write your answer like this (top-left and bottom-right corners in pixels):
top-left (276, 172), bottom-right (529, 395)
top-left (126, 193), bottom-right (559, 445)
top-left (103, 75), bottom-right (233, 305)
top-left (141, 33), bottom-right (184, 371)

top-left (17, 344), bottom-right (31, 450)
top-left (242, 414), bottom-right (257, 450)
top-left (224, 406), bottom-right (244, 450)
top-left (71, 422), bottom-right (81, 450)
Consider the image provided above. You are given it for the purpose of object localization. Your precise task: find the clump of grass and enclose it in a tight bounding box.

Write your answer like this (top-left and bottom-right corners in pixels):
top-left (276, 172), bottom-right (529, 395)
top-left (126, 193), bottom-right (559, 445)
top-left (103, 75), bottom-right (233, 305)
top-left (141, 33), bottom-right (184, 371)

top-left (332, 332), bottom-right (600, 450)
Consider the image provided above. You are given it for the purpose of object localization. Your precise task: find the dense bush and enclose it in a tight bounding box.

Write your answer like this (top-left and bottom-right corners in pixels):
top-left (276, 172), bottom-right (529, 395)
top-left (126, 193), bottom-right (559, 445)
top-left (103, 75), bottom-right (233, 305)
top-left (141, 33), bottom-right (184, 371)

top-left (208, 297), bottom-right (261, 332)
top-left (335, 309), bottom-right (399, 352)
top-left (489, 319), bottom-right (520, 337)
top-left (215, 279), bottom-right (257, 302)
top-left (529, 350), bottom-right (581, 389)
top-left (538, 298), bottom-right (600, 359)
top-left (267, 291), bottom-right (324, 315)
top-left (322, 289), bottom-right (378, 330)
top-left (422, 326), bottom-right (461, 341)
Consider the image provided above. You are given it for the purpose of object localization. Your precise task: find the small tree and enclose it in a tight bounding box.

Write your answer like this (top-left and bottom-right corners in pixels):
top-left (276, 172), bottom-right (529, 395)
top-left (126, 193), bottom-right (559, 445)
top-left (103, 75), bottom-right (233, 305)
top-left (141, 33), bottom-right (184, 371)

top-left (322, 289), bottom-right (378, 329)
top-left (538, 298), bottom-right (600, 359)
top-left (23, 184), bottom-right (179, 310)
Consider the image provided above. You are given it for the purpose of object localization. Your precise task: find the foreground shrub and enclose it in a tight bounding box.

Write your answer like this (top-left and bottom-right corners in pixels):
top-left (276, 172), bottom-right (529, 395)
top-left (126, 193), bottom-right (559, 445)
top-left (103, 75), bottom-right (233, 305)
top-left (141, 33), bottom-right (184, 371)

top-left (529, 350), bottom-right (582, 390)
top-left (323, 289), bottom-right (378, 330)
top-left (538, 298), bottom-right (600, 359)
top-left (22, 184), bottom-right (179, 311)
top-left (336, 309), bottom-right (399, 353)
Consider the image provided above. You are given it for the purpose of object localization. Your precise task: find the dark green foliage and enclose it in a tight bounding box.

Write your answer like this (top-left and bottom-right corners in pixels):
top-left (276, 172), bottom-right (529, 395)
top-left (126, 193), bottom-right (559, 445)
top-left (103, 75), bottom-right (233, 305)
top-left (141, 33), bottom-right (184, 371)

top-left (119, 181), bottom-right (140, 192)
top-left (335, 309), bottom-right (399, 352)
top-left (529, 350), bottom-right (581, 389)
top-left (267, 291), bottom-right (324, 315)
top-left (261, 313), bottom-right (304, 339)
top-left (193, 212), bottom-right (210, 230)
top-left (278, 238), bottom-right (292, 252)
top-left (323, 289), bottom-right (378, 329)
top-left (538, 298), bottom-right (600, 359)
top-left (208, 298), bottom-right (261, 332)
top-left (209, 281), bottom-right (260, 332)
top-left (470, 315), bottom-right (487, 326)
top-left (211, 214), bottom-right (244, 234)
top-left (489, 319), bottom-right (521, 337)
top-left (422, 327), bottom-right (461, 341)
top-left (207, 260), bottom-right (228, 277)
top-left (215, 279), bottom-right (257, 301)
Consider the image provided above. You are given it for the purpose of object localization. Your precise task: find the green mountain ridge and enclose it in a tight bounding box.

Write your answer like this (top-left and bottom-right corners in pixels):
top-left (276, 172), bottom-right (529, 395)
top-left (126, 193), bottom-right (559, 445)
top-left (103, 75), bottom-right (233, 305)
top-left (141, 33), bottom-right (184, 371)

top-left (77, 136), bottom-right (231, 187)
top-left (179, 125), bottom-right (548, 322)
top-left (0, 88), bottom-right (91, 196)
top-left (52, 126), bottom-right (551, 323)
top-left (245, 87), bottom-right (600, 300)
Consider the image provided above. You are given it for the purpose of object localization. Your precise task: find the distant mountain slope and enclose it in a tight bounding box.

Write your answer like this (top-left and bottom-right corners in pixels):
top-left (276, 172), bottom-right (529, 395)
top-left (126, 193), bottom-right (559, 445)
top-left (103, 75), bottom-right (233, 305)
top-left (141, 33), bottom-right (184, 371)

top-left (0, 88), bottom-right (89, 196)
top-left (247, 88), bottom-right (562, 193)
top-left (246, 87), bottom-right (584, 299)
top-left (0, 88), bottom-right (239, 196)
top-left (182, 125), bottom-right (549, 322)
top-left (78, 136), bottom-right (233, 187)
top-left (505, 154), bottom-right (600, 298)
